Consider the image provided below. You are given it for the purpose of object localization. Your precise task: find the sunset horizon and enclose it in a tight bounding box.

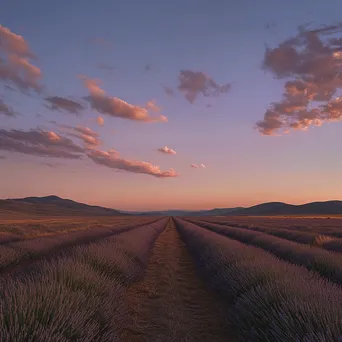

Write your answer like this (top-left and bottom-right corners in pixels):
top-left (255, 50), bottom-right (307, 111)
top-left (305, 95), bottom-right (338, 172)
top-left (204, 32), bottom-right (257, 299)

top-left (1, 1), bottom-right (342, 211)
top-left (2, 2), bottom-right (342, 340)
top-left (3, 193), bottom-right (342, 212)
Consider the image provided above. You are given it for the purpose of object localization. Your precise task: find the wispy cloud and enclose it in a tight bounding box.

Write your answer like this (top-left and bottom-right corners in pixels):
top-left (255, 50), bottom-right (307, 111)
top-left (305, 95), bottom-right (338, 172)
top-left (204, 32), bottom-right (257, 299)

top-left (162, 85), bottom-right (175, 97)
top-left (257, 23), bottom-right (342, 135)
top-left (45, 96), bottom-right (85, 115)
top-left (178, 70), bottom-right (231, 103)
top-left (69, 126), bottom-right (101, 147)
top-left (146, 100), bottom-right (162, 113)
top-left (157, 146), bottom-right (177, 155)
top-left (0, 155), bottom-right (6, 160)
top-left (51, 123), bottom-right (101, 148)
top-left (191, 163), bottom-right (206, 168)
top-left (0, 128), bottom-right (84, 159)
top-left (96, 115), bottom-right (104, 126)
top-left (81, 76), bottom-right (168, 123)
top-left (0, 99), bottom-right (15, 116)
top-left (0, 25), bottom-right (42, 92)
top-left (87, 148), bottom-right (180, 178)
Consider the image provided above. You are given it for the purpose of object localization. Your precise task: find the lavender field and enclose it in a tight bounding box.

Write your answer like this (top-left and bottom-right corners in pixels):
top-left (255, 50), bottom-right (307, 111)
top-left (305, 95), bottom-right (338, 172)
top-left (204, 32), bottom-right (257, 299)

top-left (2, 215), bottom-right (342, 341)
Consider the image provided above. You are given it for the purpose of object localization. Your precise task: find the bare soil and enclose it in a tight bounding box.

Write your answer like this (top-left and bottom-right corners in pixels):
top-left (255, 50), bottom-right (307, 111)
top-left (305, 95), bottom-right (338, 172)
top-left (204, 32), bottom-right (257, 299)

top-left (123, 219), bottom-right (232, 342)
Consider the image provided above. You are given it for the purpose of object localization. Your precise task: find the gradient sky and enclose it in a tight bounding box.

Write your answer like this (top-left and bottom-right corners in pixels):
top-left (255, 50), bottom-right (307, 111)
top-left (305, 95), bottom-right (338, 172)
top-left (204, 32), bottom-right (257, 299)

top-left (1, 0), bottom-right (342, 211)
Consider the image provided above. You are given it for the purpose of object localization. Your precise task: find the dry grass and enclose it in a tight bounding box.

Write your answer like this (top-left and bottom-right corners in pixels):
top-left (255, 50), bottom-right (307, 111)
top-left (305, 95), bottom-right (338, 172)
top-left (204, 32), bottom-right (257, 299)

top-left (311, 234), bottom-right (336, 247)
top-left (0, 216), bottom-right (150, 240)
top-left (123, 220), bottom-right (231, 342)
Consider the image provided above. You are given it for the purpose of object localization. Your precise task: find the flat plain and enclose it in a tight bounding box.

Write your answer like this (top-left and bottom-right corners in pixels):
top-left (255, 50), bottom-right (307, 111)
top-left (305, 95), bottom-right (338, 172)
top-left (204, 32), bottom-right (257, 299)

top-left (2, 215), bottom-right (342, 341)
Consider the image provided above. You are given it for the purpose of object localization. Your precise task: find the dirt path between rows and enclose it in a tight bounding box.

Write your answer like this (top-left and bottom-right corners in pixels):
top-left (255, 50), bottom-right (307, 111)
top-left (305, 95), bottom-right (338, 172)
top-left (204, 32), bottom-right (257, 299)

top-left (123, 218), bottom-right (232, 342)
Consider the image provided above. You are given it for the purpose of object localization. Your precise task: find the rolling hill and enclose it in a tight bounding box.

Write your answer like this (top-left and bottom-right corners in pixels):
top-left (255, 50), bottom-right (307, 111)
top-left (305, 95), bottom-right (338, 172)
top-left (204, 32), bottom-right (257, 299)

top-left (0, 195), bottom-right (124, 217)
top-left (228, 201), bottom-right (342, 216)
top-left (1, 196), bottom-right (342, 217)
top-left (133, 208), bottom-right (243, 216)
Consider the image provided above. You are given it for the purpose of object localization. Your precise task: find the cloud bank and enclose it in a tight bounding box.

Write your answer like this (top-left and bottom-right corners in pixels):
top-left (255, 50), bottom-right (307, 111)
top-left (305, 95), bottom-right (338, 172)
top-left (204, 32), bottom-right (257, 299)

top-left (0, 128), bottom-right (84, 159)
top-left (87, 149), bottom-right (180, 178)
top-left (157, 146), bottom-right (177, 155)
top-left (0, 126), bottom-right (179, 178)
top-left (257, 23), bottom-right (342, 135)
top-left (0, 25), bottom-right (42, 92)
top-left (81, 76), bottom-right (168, 123)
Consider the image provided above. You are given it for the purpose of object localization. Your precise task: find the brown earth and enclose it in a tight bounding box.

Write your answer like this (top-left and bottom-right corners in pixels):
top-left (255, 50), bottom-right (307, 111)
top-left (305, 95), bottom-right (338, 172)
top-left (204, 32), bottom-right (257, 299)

top-left (123, 218), bottom-right (232, 342)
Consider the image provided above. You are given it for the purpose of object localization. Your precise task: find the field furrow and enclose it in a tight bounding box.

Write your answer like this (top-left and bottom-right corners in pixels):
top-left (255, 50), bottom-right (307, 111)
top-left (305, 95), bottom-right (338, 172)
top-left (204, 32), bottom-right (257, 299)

top-left (0, 218), bottom-right (168, 341)
top-left (123, 219), bottom-right (231, 342)
top-left (199, 216), bottom-right (342, 237)
top-left (0, 217), bottom-right (163, 277)
top-left (174, 218), bottom-right (342, 341)
top-left (198, 217), bottom-right (342, 252)
top-left (187, 217), bottom-right (342, 286)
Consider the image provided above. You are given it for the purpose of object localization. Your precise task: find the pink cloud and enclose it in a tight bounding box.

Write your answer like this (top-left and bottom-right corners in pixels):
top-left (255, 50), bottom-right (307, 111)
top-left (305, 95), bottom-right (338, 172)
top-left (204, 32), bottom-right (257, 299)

top-left (49, 122), bottom-right (101, 147)
top-left (96, 115), bottom-right (104, 126)
top-left (73, 126), bottom-right (98, 137)
top-left (81, 76), bottom-right (168, 123)
top-left (67, 126), bottom-right (101, 147)
top-left (257, 23), bottom-right (342, 135)
top-left (191, 163), bottom-right (206, 168)
top-left (146, 100), bottom-right (161, 113)
top-left (87, 148), bottom-right (180, 178)
top-left (157, 146), bottom-right (177, 155)
top-left (178, 70), bottom-right (231, 103)
top-left (0, 25), bottom-right (42, 92)
top-left (0, 128), bottom-right (84, 159)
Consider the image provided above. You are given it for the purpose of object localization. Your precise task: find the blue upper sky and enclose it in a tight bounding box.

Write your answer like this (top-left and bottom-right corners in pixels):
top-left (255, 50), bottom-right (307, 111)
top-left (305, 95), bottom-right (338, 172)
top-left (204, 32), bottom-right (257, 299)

top-left (1, 0), bottom-right (342, 210)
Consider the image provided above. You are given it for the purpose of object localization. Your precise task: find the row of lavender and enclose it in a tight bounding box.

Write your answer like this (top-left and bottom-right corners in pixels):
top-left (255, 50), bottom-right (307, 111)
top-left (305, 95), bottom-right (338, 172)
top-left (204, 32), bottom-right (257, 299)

top-left (187, 218), bottom-right (342, 286)
top-left (0, 217), bottom-right (160, 274)
top-left (201, 217), bottom-right (342, 237)
top-left (174, 218), bottom-right (342, 341)
top-left (198, 217), bottom-right (342, 253)
top-left (0, 218), bottom-right (168, 341)
top-left (0, 217), bottom-right (156, 244)
top-left (0, 217), bottom-right (139, 242)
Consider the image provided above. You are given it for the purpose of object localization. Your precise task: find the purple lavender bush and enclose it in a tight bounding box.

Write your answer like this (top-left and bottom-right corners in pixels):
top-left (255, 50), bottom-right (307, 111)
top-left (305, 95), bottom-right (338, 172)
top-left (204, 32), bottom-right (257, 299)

top-left (188, 218), bottom-right (342, 285)
top-left (0, 218), bottom-right (168, 341)
top-left (200, 218), bottom-right (342, 252)
top-left (0, 217), bottom-right (164, 272)
top-left (175, 218), bottom-right (342, 341)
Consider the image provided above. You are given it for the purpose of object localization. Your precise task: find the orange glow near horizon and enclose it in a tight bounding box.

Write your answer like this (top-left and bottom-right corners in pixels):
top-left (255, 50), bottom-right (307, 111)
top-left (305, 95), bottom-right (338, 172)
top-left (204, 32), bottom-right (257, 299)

top-left (1, 4), bottom-right (342, 210)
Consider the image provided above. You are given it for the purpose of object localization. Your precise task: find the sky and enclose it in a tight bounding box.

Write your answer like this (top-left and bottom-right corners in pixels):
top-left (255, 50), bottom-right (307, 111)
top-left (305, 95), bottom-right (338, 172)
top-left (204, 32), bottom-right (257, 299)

top-left (1, 0), bottom-right (342, 211)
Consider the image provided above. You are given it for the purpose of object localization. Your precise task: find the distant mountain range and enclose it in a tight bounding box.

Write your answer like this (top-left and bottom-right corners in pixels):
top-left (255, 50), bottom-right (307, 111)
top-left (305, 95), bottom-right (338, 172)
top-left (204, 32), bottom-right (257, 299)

top-left (0, 195), bottom-right (123, 217)
top-left (137, 201), bottom-right (342, 216)
top-left (1, 196), bottom-right (342, 217)
top-left (228, 201), bottom-right (342, 216)
top-left (134, 207), bottom-right (244, 216)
